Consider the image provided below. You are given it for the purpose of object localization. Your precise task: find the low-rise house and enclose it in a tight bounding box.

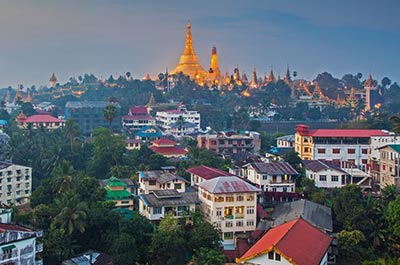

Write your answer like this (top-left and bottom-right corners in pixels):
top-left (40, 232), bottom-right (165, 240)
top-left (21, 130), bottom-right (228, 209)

top-left (122, 106), bottom-right (156, 131)
top-left (125, 139), bottom-right (141, 150)
top-left (198, 176), bottom-right (260, 248)
top-left (197, 131), bottom-right (261, 155)
top-left (264, 147), bottom-right (294, 162)
top-left (149, 138), bottom-right (187, 158)
top-left (276, 134), bottom-right (295, 147)
top-left (243, 162), bottom-right (298, 193)
top-left (138, 190), bottom-right (200, 221)
top-left (379, 144), bottom-right (400, 188)
top-left (101, 176), bottom-right (135, 210)
top-left (134, 126), bottom-right (162, 142)
top-left (138, 170), bottom-right (188, 194)
top-left (236, 218), bottom-right (332, 265)
top-left (186, 165), bottom-right (235, 186)
top-left (0, 161), bottom-right (32, 206)
top-left (62, 250), bottom-right (113, 265)
top-left (16, 113), bottom-right (65, 129)
top-left (0, 223), bottom-right (43, 265)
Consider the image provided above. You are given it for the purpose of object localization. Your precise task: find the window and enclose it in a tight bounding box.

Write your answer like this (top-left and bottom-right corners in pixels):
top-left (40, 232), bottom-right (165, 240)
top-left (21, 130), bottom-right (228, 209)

top-left (319, 175), bottom-right (327, 181)
top-left (226, 196), bottom-right (234, 202)
top-left (348, 149), bottom-right (356, 154)
top-left (149, 180), bottom-right (156, 186)
top-left (216, 208), bottom-right (222, 217)
top-left (275, 253), bottom-right (281, 261)
top-left (246, 195), bottom-right (254, 201)
top-left (153, 207), bottom-right (162, 214)
top-left (331, 175), bottom-right (339, 182)
top-left (225, 221), bottom-right (233, 227)
top-left (174, 183), bottom-right (182, 190)
top-left (362, 159), bottom-right (368, 164)
top-left (236, 220), bottom-right (243, 227)
top-left (7, 171), bottom-right (12, 176)
top-left (247, 219), bottom-right (254, 226)
top-left (215, 196), bottom-right (224, 202)
top-left (362, 148), bottom-right (368, 154)
top-left (224, 232), bottom-right (233, 239)
top-left (7, 178), bottom-right (11, 182)
top-left (332, 148), bottom-right (340, 154)
top-left (317, 148), bottom-right (325, 154)
top-left (16, 170), bottom-right (21, 174)
top-left (247, 206), bottom-right (255, 215)
top-left (236, 195), bottom-right (244, 201)
top-left (268, 251), bottom-right (274, 260)
top-left (304, 147), bottom-right (310, 153)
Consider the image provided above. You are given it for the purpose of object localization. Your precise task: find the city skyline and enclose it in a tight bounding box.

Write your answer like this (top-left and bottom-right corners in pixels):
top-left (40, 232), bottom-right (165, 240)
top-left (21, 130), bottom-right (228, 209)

top-left (1, 0), bottom-right (399, 88)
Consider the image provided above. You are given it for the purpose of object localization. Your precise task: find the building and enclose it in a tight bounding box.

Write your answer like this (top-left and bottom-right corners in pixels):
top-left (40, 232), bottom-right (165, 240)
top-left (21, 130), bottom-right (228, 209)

top-left (198, 176), bottom-right (260, 248)
top-left (242, 162), bottom-right (298, 193)
top-left (155, 103), bottom-right (200, 132)
top-left (294, 124), bottom-right (389, 170)
top-left (101, 176), bottom-right (135, 210)
top-left (65, 101), bottom-right (121, 135)
top-left (125, 139), bottom-right (141, 150)
top-left (0, 162), bottom-right (32, 206)
top-left (134, 126), bottom-right (163, 142)
top-left (149, 138), bottom-right (188, 158)
top-left (138, 189), bottom-right (200, 221)
top-left (276, 134), bottom-right (295, 147)
top-left (0, 223), bottom-right (43, 265)
top-left (15, 113), bottom-right (65, 130)
top-left (303, 160), bottom-right (351, 189)
top-left (138, 170), bottom-right (188, 194)
top-left (62, 250), bottom-right (113, 265)
top-left (121, 106), bottom-right (156, 131)
top-left (236, 218), bottom-right (332, 265)
top-left (168, 121), bottom-right (199, 139)
top-left (197, 131), bottom-right (261, 155)
top-left (379, 144), bottom-right (400, 188)
top-left (186, 165), bottom-right (235, 186)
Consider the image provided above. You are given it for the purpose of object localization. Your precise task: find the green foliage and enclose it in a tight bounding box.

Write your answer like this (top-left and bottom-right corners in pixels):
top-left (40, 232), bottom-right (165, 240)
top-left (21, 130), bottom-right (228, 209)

top-left (103, 103), bottom-right (118, 129)
top-left (338, 230), bottom-right (366, 264)
top-left (192, 247), bottom-right (225, 265)
top-left (385, 198), bottom-right (400, 237)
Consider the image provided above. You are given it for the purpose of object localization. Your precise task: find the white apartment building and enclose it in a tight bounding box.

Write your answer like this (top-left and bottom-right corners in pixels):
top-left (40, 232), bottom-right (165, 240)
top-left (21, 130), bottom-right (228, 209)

top-left (137, 170), bottom-right (187, 194)
top-left (156, 103), bottom-right (200, 131)
top-left (243, 162), bottom-right (298, 192)
top-left (0, 162), bottom-right (32, 206)
top-left (198, 176), bottom-right (260, 248)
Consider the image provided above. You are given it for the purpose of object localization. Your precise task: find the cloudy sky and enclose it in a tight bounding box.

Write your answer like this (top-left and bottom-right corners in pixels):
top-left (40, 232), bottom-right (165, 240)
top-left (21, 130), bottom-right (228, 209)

top-left (0, 0), bottom-right (399, 88)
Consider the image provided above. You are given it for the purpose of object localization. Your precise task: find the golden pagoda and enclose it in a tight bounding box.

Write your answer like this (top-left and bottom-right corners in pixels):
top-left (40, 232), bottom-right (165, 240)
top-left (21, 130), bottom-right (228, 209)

top-left (170, 21), bottom-right (208, 81)
top-left (24, 88), bottom-right (32, 103)
top-left (209, 46), bottom-right (222, 82)
top-left (49, 73), bottom-right (58, 88)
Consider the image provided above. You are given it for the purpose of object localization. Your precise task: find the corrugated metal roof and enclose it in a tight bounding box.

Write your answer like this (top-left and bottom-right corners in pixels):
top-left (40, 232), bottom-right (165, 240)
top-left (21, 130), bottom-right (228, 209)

top-left (199, 176), bottom-right (260, 194)
top-left (250, 162), bottom-right (299, 175)
top-left (139, 191), bottom-right (200, 207)
top-left (302, 160), bottom-right (347, 174)
top-left (186, 165), bottom-right (234, 180)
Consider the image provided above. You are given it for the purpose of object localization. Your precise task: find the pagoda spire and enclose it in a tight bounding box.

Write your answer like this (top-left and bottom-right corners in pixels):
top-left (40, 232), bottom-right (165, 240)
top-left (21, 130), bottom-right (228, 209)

top-left (170, 20), bottom-right (207, 80)
top-left (249, 68), bottom-right (258, 88)
top-left (284, 64), bottom-right (292, 84)
top-left (24, 88), bottom-right (32, 103)
top-left (209, 46), bottom-right (222, 80)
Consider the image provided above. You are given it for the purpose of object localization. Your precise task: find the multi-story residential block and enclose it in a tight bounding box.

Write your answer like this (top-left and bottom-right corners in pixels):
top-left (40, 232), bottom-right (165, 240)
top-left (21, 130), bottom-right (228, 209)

top-left (242, 162), bottom-right (298, 192)
top-left (101, 176), bottom-right (135, 210)
top-left (186, 165), bottom-right (235, 186)
top-left (197, 131), bottom-right (261, 155)
top-left (0, 223), bottom-right (43, 265)
top-left (237, 218), bottom-right (332, 265)
top-left (294, 124), bottom-right (388, 170)
top-left (379, 144), bottom-right (400, 188)
top-left (16, 113), bottom-right (65, 130)
top-left (65, 101), bottom-right (121, 135)
top-left (122, 106), bottom-right (156, 131)
top-left (198, 176), bottom-right (260, 248)
top-left (156, 103), bottom-right (200, 132)
top-left (0, 162), bottom-right (32, 206)
top-left (138, 170), bottom-right (188, 194)
top-left (138, 189), bottom-right (200, 221)
top-left (134, 126), bottom-right (162, 142)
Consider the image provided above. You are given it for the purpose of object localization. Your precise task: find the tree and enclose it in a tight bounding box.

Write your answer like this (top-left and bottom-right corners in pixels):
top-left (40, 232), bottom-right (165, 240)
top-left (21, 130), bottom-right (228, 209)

top-left (192, 247), bottom-right (225, 265)
top-left (63, 120), bottom-right (80, 151)
top-left (337, 229), bottom-right (366, 264)
top-left (103, 104), bottom-right (118, 129)
top-left (389, 115), bottom-right (400, 134)
top-left (381, 77), bottom-right (392, 88)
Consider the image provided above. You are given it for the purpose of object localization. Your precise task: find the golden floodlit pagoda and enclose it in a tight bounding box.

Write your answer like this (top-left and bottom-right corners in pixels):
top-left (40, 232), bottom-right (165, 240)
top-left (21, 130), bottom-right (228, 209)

top-left (170, 20), bottom-right (208, 81)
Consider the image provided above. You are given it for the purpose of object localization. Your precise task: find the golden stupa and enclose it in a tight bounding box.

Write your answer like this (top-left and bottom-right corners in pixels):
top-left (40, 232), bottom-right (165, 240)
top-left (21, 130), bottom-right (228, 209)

top-left (170, 21), bottom-right (208, 80)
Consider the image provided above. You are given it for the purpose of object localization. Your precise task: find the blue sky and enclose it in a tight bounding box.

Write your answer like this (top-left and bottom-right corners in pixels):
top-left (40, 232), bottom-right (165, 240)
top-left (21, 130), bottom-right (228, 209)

top-left (0, 0), bottom-right (399, 88)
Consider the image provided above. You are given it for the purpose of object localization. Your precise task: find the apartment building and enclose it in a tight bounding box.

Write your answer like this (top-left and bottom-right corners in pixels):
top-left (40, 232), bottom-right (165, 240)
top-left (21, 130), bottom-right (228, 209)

top-left (379, 144), bottom-right (400, 188)
top-left (0, 162), bottom-right (32, 206)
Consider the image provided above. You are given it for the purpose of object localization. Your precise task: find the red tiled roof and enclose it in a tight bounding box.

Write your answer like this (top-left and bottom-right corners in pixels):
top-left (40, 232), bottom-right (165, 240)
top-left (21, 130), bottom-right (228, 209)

top-left (129, 106), bottom-right (148, 115)
top-left (310, 129), bottom-right (388, 137)
top-left (0, 223), bottom-right (32, 233)
top-left (186, 165), bottom-right (234, 180)
top-left (20, 114), bottom-right (64, 123)
top-left (149, 146), bottom-right (187, 156)
top-left (152, 138), bottom-right (177, 147)
top-left (238, 218), bottom-right (332, 265)
top-left (122, 114), bottom-right (155, 121)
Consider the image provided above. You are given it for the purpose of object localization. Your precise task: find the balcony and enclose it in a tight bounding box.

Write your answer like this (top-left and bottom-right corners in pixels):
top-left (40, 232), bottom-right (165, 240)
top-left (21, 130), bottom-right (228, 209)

top-left (235, 213), bottom-right (245, 219)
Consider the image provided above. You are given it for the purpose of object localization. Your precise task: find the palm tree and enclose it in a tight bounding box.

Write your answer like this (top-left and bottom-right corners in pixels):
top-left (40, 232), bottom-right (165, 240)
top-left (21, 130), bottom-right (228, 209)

top-left (63, 120), bottom-right (80, 151)
top-left (390, 115), bottom-right (400, 134)
top-left (103, 104), bottom-right (118, 130)
top-left (53, 191), bottom-right (88, 236)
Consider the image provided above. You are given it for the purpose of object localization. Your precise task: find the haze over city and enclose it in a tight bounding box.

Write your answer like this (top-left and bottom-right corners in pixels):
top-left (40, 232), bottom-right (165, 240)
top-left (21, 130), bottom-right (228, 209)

top-left (1, 0), bottom-right (399, 88)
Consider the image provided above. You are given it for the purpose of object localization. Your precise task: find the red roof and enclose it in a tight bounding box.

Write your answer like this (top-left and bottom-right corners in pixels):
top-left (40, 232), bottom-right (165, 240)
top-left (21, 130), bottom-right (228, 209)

top-left (186, 165), bottom-right (234, 180)
top-left (0, 223), bottom-right (32, 233)
top-left (129, 106), bottom-right (148, 115)
top-left (149, 146), bottom-right (187, 156)
top-left (238, 218), bottom-right (332, 265)
top-left (152, 138), bottom-right (177, 147)
top-left (20, 114), bottom-right (64, 123)
top-left (310, 129), bottom-right (388, 138)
